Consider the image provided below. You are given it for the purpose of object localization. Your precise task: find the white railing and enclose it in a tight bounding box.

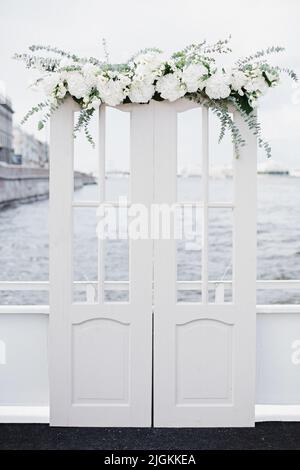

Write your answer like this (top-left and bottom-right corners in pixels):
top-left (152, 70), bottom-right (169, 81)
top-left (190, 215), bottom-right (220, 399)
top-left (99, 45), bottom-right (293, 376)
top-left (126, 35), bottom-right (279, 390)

top-left (0, 279), bottom-right (299, 314)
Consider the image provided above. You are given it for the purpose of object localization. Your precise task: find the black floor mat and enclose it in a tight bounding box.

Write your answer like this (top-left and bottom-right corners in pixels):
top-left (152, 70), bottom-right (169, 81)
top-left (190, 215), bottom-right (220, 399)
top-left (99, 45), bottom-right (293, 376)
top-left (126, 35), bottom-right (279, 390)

top-left (0, 422), bottom-right (300, 450)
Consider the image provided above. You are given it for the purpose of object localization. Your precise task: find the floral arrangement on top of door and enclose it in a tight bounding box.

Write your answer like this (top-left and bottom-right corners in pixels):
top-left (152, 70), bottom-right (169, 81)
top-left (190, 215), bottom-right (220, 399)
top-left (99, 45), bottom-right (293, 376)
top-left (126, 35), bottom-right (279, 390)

top-left (14, 36), bottom-right (297, 157)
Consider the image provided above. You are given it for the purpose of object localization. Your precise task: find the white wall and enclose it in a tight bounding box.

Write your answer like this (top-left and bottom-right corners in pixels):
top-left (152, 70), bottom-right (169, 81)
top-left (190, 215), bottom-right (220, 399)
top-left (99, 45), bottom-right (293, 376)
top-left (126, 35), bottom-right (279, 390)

top-left (0, 312), bottom-right (300, 420)
top-left (256, 313), bottom-right (300, 404)
top-left (0, 314), bottom-right (48, 405)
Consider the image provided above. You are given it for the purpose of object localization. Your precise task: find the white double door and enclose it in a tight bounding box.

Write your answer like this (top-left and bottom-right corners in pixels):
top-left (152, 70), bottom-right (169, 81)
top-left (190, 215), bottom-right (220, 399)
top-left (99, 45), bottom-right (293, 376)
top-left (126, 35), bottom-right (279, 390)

top-left (49, 98), bottom-right (257, 427)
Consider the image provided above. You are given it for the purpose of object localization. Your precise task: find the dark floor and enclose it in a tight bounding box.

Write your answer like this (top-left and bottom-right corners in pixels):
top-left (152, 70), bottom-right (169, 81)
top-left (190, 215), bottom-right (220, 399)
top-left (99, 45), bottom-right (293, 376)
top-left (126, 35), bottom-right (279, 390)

top-left (0, 422), bottom-right (300, 450)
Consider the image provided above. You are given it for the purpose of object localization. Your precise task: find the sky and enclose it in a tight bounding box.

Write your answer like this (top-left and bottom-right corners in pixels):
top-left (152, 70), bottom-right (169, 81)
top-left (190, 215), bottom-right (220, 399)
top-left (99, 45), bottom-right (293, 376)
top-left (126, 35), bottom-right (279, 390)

top-left (1, 0), bottom-right (300, 173)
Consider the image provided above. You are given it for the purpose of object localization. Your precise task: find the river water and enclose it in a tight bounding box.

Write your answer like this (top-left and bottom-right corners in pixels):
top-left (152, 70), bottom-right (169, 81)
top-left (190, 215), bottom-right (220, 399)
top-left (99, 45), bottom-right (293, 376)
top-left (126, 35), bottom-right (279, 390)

top-left (0, 175), bottom-right (299, 305)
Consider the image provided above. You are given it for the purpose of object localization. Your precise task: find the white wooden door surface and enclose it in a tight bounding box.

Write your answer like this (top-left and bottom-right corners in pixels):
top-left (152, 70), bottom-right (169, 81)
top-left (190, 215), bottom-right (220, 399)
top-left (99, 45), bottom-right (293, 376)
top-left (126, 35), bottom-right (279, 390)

top-left (49, 98), bottom-right (153, 426)
top-left (49, 98), bottom-right (257, 427)
top-left (153, 100), bottom-right (257, 427)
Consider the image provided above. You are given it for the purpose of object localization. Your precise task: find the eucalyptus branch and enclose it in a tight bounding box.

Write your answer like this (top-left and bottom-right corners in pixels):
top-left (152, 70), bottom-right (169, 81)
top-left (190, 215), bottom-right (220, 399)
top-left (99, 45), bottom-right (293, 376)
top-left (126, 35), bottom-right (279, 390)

top-left (73, 108), bottom-right (95, 146)
top-left (13, 52), bottom-right (60, 71)
top-left (102, 38), bottom-right (110, 63)
top-left (129, 47), bottom-right (162, 64)
top-left (188, 92), bottom-right (245, 157)
top-left (28, 44), bottom-right (81, 61)
top-left (236, 46), bottom-right (285, 67)
top-left (273, 66), bottom-right (298, 82)
top-left (231, 98), bottom-right (272, 158)
top-left (21, 101), bottom-right (50, 125)
top-left (202, 35), bottom-right (232, 55)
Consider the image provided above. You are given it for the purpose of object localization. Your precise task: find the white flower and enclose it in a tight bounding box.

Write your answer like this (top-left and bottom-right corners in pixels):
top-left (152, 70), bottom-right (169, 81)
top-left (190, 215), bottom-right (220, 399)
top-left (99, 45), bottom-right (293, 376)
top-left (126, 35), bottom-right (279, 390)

top-left (56, 83), bottom-right (67, 99)
top-left (134, 51), bottom-right (165, 79)
top-left (59, 58), bottom-right (75, 68)
top-left (67, 72), bottom-right (90, 99)
top-left (248, 96), bottom-right (258, 108)
top-left (81, 63), bottom-right (99, 89)
top-left (265, 69), bottom-right (280, 85)
top-left (82, 63), bottom-right (99, 75)
top-left (231, 70), bottom-right (248, 95)
top-left (97, 77), bottom-right (125, 106)
top-left (128, 79), bottom-right (154, 103)
top-left (205, 71), bottom-right (231, 99)
top-left (244, 76), bottom-right (268, 95)
top-left (42, 73), bottom-right (61, 96)
top-left (88, 98), bottom-right (101, 110)
top-left (117, 73), bottom-right (132, 88)
top-left (182, 63), bottom-right (207, 92)
top-left (156, 73), bottom-right (186, 101)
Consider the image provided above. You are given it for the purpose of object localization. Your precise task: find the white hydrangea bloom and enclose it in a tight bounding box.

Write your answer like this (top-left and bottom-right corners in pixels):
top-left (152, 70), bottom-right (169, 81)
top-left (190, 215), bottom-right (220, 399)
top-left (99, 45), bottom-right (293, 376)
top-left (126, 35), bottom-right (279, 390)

top-left (97, 76), bottom-right (125, 106)
top-left (128, 79), bottom-right (155, 103)
top-left (117, 73), bottom-right (132, 88)
top-left (81, 63), bottom-right (99, 89)
top-left (42, 73), bottom-right (62, 96)
top-left (134, 51), bottom-right (165, 79)
top-left (182, 63), bottom-right (207, 92)
top-left (231, 70), bottom-right (248, 95)
top-left (244, 76), bottom-right (268, 95)
top-left (82, 63), bottom-right (99, 75)
top-left (67, 72), bottom-right (90, 99)
top-left (205, 71), bottom-right (231, 99)
top-left (59, 58), bottom-right (75, 68)
top-left (156, 73), bottom-right (186, 101)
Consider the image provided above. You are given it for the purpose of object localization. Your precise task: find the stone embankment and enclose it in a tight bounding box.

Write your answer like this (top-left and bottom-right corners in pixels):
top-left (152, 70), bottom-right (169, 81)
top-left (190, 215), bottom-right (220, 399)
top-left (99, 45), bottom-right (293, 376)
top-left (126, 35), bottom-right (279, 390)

top-left (0, 165), bottom-right (96, 208)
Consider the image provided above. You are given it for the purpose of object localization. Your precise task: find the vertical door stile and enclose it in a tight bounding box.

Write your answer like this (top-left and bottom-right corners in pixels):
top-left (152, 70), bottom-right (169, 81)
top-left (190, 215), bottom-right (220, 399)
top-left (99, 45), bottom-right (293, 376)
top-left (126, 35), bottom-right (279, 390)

top-left (129, 104), bottom-right (154, 426)
top-left (232, 110), bottom-right (257, 425)
top-left (153, 101), bottom-right (178, 426)
top-left (201, 107), bottom-right (209, 304)
top-left (98, 106), bottom-right (106, 305)
top-left (49, 97), bottom-right (76, 426)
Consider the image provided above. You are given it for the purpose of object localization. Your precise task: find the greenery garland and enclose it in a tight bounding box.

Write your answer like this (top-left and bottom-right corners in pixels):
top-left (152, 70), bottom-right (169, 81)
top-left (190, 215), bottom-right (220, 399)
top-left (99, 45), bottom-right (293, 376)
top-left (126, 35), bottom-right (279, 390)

top-left (14, 37), bottom-right (297, 158)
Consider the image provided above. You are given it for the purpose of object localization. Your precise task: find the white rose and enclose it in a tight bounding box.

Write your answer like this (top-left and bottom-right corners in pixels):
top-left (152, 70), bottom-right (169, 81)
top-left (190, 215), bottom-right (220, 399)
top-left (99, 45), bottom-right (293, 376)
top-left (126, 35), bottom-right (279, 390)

top-left (156, 73), bottom-right (186, 101)
top-left (128, 79), bottom-right (154, 103)
top-left (97, 77), bottom-right (125, 106)
top-left (205, 71), bottom-right (231, 99)
top-left (67, 72), bottom-right (90, 99)
top-left (182, 63), bottom-right (207, 93)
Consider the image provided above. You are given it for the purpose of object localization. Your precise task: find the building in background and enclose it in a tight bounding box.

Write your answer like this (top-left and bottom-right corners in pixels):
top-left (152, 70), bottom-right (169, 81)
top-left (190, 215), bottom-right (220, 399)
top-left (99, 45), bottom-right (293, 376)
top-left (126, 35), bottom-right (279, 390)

top-left (13, 126), bottom-right (49, 168)
top-left (0, 95), bottom-right (14, 164)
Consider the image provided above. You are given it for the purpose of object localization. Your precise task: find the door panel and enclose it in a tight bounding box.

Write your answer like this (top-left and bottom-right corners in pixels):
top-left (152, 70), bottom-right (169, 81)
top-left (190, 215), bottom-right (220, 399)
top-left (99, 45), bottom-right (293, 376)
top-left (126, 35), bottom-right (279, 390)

top-left (153, 101), bottom-right (257, 427)
top-left (49, 99), bottom-right (153, 426)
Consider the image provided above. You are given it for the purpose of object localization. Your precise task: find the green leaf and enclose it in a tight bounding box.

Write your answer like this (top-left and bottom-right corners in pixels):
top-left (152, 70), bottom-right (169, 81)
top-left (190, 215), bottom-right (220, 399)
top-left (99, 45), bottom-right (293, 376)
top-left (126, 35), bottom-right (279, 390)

top-left (38, 120), bottom-right (44, 130)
